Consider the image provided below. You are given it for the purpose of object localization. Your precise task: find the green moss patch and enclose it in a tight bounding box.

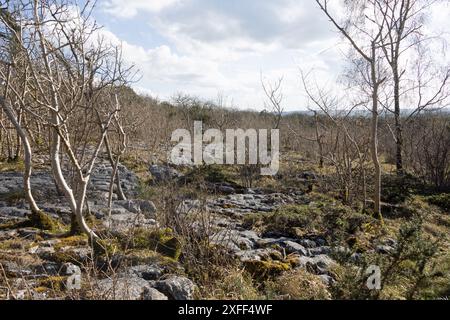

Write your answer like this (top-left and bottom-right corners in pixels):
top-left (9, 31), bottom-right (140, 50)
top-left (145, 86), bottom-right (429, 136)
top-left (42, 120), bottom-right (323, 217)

top-left (37, 276), bottom-right (68, 292)
top-left (127, 227), bottom-right (182, 260)
top-left (0, 211), bottom-right (59, 232)
top-left (244, 260), bottom-right (291, 280)
top-left (28, 211), bottom-right (58, 231)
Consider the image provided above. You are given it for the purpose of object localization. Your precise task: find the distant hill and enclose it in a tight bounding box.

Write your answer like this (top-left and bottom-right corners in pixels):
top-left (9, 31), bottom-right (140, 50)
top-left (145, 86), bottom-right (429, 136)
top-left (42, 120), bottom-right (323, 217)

top-left (283, 107), bottom-right (450, 117)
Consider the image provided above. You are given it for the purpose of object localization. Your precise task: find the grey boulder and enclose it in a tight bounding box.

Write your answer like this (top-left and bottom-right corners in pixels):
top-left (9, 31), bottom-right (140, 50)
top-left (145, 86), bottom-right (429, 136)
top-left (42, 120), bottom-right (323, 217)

top-left (154, 276), bottom-right (196, 300)
top-left (150, 165), bottom-right (182, 183)
top-left (97, 277), bottom-right (167, 300)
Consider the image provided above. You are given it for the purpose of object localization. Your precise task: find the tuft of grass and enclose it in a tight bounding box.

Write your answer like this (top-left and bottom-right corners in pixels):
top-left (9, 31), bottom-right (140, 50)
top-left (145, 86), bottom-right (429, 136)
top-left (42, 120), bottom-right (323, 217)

top-left (201, 268), bottom-right (262, 300)
top-left (0, 159), bottom-right (25, 172)
top-left (265, 269), bottom-right (331, 300)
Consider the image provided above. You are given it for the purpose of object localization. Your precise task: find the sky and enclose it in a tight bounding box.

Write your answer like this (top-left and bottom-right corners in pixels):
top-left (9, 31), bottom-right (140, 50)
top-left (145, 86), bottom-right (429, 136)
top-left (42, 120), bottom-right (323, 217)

top-left (90, 0), bottom-right (450, 111)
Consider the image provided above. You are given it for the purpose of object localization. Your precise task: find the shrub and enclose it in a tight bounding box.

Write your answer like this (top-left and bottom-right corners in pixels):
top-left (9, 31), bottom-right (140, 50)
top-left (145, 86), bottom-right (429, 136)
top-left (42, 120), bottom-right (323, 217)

top-left (263, 204), bottom-right (321, 236)
top-left (426, 193), bottom-right (450, 212)
top-left (331, 213), bottom-right (441, 300)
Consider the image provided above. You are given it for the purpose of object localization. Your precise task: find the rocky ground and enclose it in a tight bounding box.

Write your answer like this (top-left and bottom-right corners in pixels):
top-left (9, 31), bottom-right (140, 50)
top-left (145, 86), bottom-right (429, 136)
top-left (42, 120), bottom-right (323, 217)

top-left (0, 160), bottom-right (447, 300)
top-left (0, 160), bottom-right (197, 300)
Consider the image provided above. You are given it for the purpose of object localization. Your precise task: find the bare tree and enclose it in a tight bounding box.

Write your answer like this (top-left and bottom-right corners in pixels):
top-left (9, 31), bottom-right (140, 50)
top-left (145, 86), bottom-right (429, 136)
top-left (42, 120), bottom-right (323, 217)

top-left (0, 96), bottom-right (40, 213)
top-left (300, 70), bottom-right (370, 208)
top-left (105, 95), bottom-right (128, 215)
top-left (0, 3), bottom-right (50, 224)
top-left (0, 1), bottom-right (133, 242)
top-left (316, 0), bottom-right (388, 221)
top-left (261, 74), bottom-right (284, 130)
top-left (375, 0), bottom-right (450, 174)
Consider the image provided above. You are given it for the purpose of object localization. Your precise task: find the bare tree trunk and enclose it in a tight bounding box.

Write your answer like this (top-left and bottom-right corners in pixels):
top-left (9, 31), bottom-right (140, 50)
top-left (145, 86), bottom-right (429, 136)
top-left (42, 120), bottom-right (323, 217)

top-left (393, 68), bottom-right (404, 174)
top-left (371, 43), bottom-right (383, 224)
top-left (33, 3), bottom-right (87, 235)
top-left (360, 157), bottom-right (367, 211)
top-left (0, 118), bottom-right (13, 160)
top-left (75, 179), bottom-right (99, 239)
top-left (314, 111), bottom-right (324, 168)
top-left (14, 106), bottom-right (22, 160)
top-left (0, 96), bottom-right (40, 214)
top-left (105, 135), bottom-right (126, 202)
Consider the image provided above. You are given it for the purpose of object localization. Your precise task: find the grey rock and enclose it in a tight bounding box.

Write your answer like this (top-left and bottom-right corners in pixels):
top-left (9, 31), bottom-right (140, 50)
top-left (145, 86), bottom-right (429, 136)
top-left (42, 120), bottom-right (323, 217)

top-left (142, 287), bottom-right (168, 300)
top-left (318, 274), bottom-right (334, 286)
top-left (298, 239), bottom-right (317, 248)
top-left (332, 246), bottom-right (351, 255)
top-left (385, 238), bottom-right (397, 247)
top-left (59, 246), bottom-right (92, 262)
top-left (207, 192), bottom-right (307, 216)
top-left (244, 188), bottom-right (256, 194)
top-left (218, 185), bottom-right (235, 194)
top-left (61, 263), bottom-right (81, 276)
top-left (97, 277), bottom-right (156, 300)
top-left (34, 262), bottom-right (60, 276)
top-left (114, 199), bottom-right (157, 218)
top-left (154, 276), bottom-right (196, 300)
top-left (29, 245), bottom-right (55, 256)
top-left (114, 200), bottom-right (141, 214)
top-left (150, 165), bottom-right (182, 183)
top-left (0, 207), bottom-right (29, 218)
top-left (235, 248), bottom-right (281, 262)
top-left (211, 229), bottom-right (260, 252)
top-left (127, 265), bottom-right (163, 281)
top-left (309, 246), bottom-right (332, 256)
top-left (313, 255), bottom-right (336, 270)
top-left (138, 200), bottom-right (157, 215)
top-left (257, 237), bottom-right (292, 247)
top-left (376, 245), bottom-right (394, 254)
top-left (297, 255), bottom-right (336, 274)
top-left (103, 212), bottom-right (157, 231)
top-left (3, 261), bottom-right (32, 277)
top-left (283, 241), bottom-right (308, 256)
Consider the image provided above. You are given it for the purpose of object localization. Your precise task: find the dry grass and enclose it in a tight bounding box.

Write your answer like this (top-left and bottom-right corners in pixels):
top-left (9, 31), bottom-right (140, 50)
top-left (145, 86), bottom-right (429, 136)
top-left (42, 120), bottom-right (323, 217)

top-left (265, 269), bottom-right (331, 300)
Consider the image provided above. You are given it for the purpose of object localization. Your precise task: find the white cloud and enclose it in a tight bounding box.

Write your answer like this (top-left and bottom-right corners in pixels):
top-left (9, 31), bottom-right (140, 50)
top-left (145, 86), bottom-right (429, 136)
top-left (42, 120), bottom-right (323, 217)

top-left (97, 0), bottom-right (449, 111)
top-left (98, 0), bottom-right (342, 110)
top-left (102, 0), bottom-right (180, 18)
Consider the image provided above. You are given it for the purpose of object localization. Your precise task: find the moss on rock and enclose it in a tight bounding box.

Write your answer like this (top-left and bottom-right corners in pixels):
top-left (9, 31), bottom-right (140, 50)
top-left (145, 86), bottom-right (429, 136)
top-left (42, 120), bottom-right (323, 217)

top-left (37, 276), bottom-right (68, 292)
top-left (244, 260), bottom-right (291, 280)
top-left (129, 227), bottom-right (182, 260)
top-left (0, 210), bottom-right (58, 232)
top-left (28, 211), bottom-right (58, 231)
